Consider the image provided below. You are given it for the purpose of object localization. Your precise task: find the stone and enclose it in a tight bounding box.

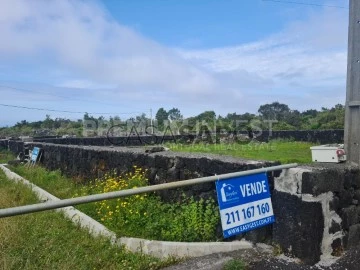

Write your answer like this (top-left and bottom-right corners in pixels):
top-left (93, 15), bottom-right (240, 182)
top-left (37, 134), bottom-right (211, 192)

top-left (272, 190), bottom-right (324, 265)
top-left (329, 196), bottom-right (340, 211)
top-left (7, 160), bottom-right (22, 166)
top-left (329, 220), bottom-right (342, 234)
top-left (145, 146), bottom-right (169, 153)
top-left (244, 226), bottom-right (272, 244)
top-left (331, 238), bottom-right (343, 257)
top-left (340, 206), bottom-right (360, 230)
top-left (350, 170), bottom-right (360, 188)
top-left (347, 224), bottom-right (360, 248)
top-left (344, 170), bottom-right (353, 189)
top-left (354, 190), bottom-right (360, 202)
top-left (338, 189), bottom-right (355, 209)
top-left (302, 170), bottom-right (344, 196)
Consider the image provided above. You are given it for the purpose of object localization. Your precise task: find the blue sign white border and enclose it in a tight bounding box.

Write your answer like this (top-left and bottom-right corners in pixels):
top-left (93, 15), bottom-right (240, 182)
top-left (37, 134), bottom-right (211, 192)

top-left (215, 172), bottom-right (275, 238)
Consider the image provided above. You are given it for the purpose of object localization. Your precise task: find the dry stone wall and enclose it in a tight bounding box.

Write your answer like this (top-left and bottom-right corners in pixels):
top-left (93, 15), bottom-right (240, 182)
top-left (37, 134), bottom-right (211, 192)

top-left (31, 129), bottom-right (344, 146)
top-left (3, 139), bottom-right (360, 265)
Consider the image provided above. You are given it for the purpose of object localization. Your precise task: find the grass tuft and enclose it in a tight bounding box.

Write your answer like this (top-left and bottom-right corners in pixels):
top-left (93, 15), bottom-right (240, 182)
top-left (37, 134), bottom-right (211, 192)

top-left (223, 258), bottom-right (247, 270)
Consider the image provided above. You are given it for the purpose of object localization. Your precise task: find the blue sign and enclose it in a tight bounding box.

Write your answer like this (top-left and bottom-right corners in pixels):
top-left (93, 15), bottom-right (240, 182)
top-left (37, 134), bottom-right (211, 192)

top-left (31, 147), bottom-right (40, 162)
top-left (215, 172), bottom-right (275, 238)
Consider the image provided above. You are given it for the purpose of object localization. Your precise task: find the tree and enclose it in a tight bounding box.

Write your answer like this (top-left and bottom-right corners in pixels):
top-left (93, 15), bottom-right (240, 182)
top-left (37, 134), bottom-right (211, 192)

top-left (316, 104), bottom-right (345, 129)
top-left (258, 102), bottom-right (290, 121)
top-left (284, 110), bottom-right (301, 129)
top-left (42, 114), bottom-right (54, 129)
top-left (155, 108), bottom-right (168, 129)
top-left (113, 116), bottom-right (121, 125)
top-left (168, 108), bottom-right (183, 121)
top-left (302, 109), bottom-right (318, 117)
top-left (135, 113), bottom-right (148, 123)
top-left (195, 111), bottom-right (216, 122)
top-left (14, 120), bottom-right (28, 128)
top-left (224, 112), bottom-right (256, 131)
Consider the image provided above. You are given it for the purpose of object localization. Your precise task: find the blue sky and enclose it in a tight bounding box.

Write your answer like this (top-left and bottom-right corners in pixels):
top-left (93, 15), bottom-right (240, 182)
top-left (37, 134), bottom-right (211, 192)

top-left (0, 0), bottom-right (349, 126)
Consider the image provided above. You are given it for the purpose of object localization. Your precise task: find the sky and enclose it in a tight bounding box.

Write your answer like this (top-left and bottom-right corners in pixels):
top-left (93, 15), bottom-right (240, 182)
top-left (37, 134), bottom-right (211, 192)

top-left (0, 0), bottom-right (349, 126)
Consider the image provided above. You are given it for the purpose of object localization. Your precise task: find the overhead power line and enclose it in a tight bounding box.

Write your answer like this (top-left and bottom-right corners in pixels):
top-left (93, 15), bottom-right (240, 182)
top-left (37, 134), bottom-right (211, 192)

top-left (0, 84), bottom-right (131, 108)
top-left (0, 103), bottom-right (141, 115)
top-left (0, 84), bottom-right (76, 101)
top-left (262, 0), bottom-right (348, 9)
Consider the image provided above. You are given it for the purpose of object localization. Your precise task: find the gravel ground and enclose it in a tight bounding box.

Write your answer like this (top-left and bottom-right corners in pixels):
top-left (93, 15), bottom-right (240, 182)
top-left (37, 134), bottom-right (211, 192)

top-left (164, 244), bottom-right (360, 270)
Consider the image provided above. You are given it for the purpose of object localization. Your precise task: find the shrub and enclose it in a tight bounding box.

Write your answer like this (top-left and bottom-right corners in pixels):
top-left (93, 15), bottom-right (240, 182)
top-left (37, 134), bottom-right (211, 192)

top-left (77, 166), bottom-right (220, 242)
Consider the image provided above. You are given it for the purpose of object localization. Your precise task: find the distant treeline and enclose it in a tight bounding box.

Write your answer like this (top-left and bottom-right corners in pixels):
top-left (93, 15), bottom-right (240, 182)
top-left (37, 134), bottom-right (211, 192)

top-left (0, 102), bottom-right (345, 137)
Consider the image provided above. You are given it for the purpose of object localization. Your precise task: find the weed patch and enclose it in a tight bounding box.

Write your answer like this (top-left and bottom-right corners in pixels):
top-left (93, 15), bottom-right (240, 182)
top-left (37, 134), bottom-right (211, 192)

top-left (223, 258), bottom-right (247, 270)
top-left (76, 166), bottom-right (221, 241)
top-left (0, 169), bottom-right (177, 269)
top-left (0, 150), bottom-right (14, 164)
top-left (8, 165), bottom-right (221, 242)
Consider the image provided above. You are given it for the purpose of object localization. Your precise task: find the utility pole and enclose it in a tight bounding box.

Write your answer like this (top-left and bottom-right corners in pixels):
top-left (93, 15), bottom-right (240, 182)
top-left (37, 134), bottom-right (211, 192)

top-left (345, 0), bottom-right (360, 166)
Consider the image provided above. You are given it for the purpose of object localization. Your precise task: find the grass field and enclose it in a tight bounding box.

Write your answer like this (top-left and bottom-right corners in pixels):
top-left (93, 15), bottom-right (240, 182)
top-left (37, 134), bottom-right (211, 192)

top-left (167, 140), bottom-right (314, 164)
top-left (0, 169), bottom-right (176, 270)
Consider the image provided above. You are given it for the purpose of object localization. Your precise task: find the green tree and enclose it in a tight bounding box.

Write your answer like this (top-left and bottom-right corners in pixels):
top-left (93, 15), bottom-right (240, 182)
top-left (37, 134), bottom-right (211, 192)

top-left (195, 111), bottom-right (216, 122)
top-left (42, 114), bottom-right (54, 129)
top-left (302, 109), bottom-right (318, 117)
top-left (155, 108), bottom-right (168, 129)
top-left (258, 102), bottom-right (290, 121)
top-left (284, 110), bottom-right (301, 129)
top-left (168, 108), bottom-right (183, 121)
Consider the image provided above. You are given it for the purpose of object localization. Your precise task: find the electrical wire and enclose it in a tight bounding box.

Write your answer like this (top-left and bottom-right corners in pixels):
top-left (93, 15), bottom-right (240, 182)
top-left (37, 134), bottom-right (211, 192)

top-left (0, 103), bottom-right (141, 115)
top-left (0, 84), bottom-right (134, 108)
top-left (262, 0), bottom-right (348, 9)
top-left (0, 84), bottom-right (143, 115)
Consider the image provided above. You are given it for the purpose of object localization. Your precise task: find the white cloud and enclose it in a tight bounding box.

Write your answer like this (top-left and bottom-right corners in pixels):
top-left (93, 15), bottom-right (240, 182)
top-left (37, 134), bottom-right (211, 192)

top-left (178, 7), bottom-right (348, 111)
top-left (56, 79), bottom-right (115, 90)
top-left (0, 0), bottom-right (350, 125)
top-left (0, 0), bottom-right (216, 96)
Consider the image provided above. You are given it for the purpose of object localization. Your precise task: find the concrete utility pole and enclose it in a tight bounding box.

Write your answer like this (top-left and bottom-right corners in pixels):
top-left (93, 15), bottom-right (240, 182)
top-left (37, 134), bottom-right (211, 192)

top-left (345, 0), bottom-right (360, 166)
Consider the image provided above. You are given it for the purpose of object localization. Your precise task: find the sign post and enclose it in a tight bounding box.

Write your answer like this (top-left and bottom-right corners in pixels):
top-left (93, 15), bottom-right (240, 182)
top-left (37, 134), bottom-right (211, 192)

top-left (27, 147), bottom-right (41, 167)
top-left (215, 172), bottom-right (275, 238)
top-left (31, 147), bottom-right (40, 162)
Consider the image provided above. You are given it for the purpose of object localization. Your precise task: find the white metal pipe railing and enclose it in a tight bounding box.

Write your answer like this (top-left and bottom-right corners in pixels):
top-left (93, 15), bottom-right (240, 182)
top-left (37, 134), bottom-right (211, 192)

top-left (0, 163), bottom-right (297, 218)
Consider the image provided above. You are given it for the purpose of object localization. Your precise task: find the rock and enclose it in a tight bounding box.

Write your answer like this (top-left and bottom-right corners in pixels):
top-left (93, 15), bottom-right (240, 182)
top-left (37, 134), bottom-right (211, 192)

top-left (329, 220), bottom-right (342, 234)
top-left (340, 206), bottom-right (360, 230)
top-left (302, 170), bottom-right (344, 196)
top-left (354, 190), bottom-right (360, 202)
top-left (338, 189), bottom-right (354, 209)
top-left (347, 224), bottom-right (360, 248)
top-left (331, 238), bottom-right (344, 257)
top-left (244, 226), bottom-right (272, 244)
top-left (330, 196), bottom-right (340, 211)
top-left (7, 160), bottom-right (22, 166)
top-left (272, 190), bottom-right (324, 265)
top-left (145, 146), bottom-right (170, 153)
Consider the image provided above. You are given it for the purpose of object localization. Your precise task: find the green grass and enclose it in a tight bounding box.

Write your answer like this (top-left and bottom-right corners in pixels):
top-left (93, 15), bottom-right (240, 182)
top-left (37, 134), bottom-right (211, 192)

top-left (7, 165), bottom-right (101, 220)
top-left (167, 140), bottom-right (314, 164)
top-left (0, 150), bottom-right (14, 164)
top-left (223, 259), bottom-right (247, 270)
top-left (0, 169), bottom-right (177, 270)
top-left (8, 165), bottom-right (221, 242)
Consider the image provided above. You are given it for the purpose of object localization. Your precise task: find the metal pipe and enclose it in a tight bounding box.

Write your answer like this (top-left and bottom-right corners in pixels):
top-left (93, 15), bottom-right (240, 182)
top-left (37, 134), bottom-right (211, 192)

top-left (0, 163), bottom-right (297, 218)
